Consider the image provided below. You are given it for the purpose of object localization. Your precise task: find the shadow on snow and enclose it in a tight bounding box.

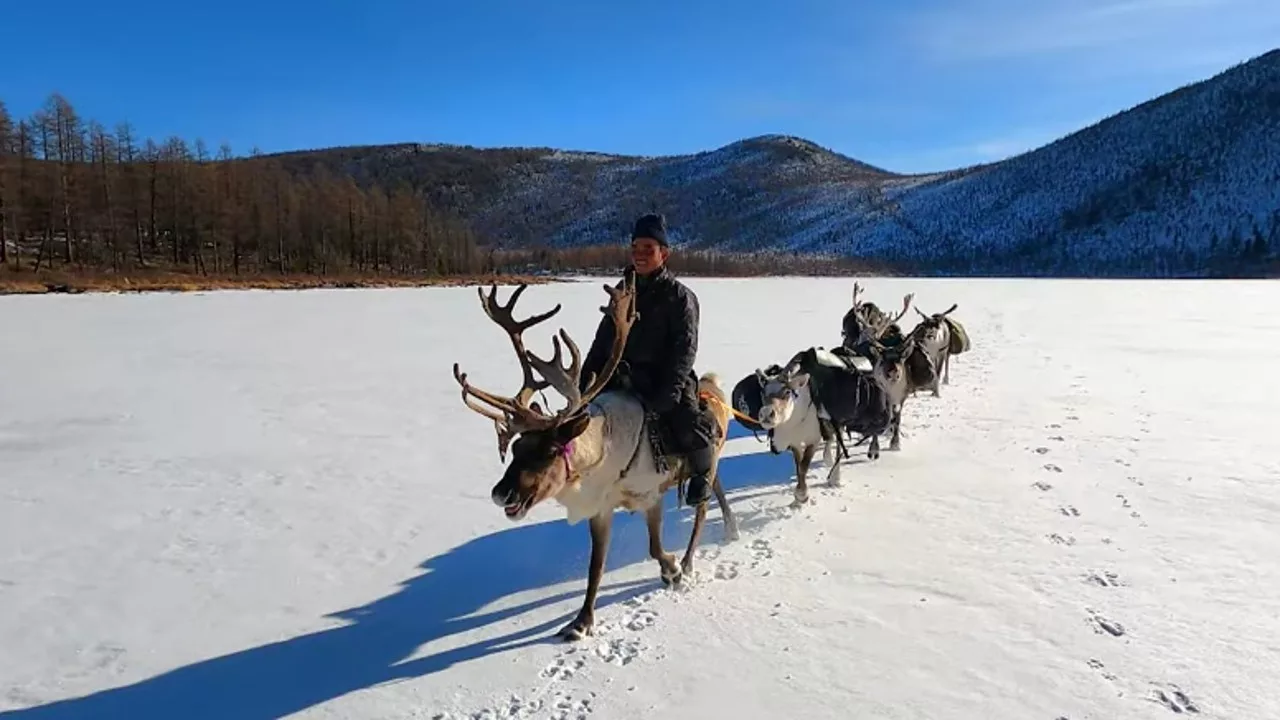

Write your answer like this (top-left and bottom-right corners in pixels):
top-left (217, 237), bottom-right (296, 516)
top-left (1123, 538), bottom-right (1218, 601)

top-left (1, 420), bottom-right (815, 720)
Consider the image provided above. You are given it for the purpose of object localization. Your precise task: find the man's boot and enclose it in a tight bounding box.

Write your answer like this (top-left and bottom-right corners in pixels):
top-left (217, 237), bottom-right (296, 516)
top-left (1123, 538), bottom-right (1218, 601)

top-left (683, 445), bottom-right (715, 507)
top-left (684, 472), bottom-right (711, 507)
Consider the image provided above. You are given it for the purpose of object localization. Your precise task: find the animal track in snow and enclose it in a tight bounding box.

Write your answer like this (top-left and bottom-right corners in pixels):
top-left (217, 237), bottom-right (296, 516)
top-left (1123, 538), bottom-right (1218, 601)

top-left (714, 561), bottom-right (741, 580)
top-left (1047, 533), bottom-right (1077, 546)
top-left (1086, 609), bottom-right (1126, 637)
top-left (1031, 481), bottom-right (1053, 491)
top-left (546, 690), bottom-right (596, 720)
top-left (1034, 446), bottom-right (1051, 455)
top-left (1044, 463), bottom-right (1063, 473)
top-left (620, 605), bottom-right (658, 633)
top-left (437, 688), bottom-right (598, 720)
top-left (1084, 571), bottom-right (1123, 587)
top-left (1059, 505), bottom-right (1080, 517)
top-left (540, 654), bottom-right (586, 680)
top-left (1149, 683), bottom-right (1200, 714)
top-left (749, 538), bottom-right (775, 567)
top-left (1088, 658), bottom-right (1118, 682)
top-left (594, 636), bottom-right (644, 667)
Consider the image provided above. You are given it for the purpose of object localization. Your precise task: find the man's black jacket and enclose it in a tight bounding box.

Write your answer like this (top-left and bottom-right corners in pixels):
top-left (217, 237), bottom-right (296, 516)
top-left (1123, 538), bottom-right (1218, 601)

top-left (579, 265), bottom-right (700, 414)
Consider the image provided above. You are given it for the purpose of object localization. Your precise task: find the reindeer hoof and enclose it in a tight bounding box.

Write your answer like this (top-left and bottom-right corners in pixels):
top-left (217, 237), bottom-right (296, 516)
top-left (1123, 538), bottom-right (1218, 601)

top-left (724, 525), bottom-right (741, 543)
top-left (662, 567), bottom-right (683, 587)
top-left (558, 616), bottom-right (594, 642)
top-left (868, 447), bottom-right (880, 461)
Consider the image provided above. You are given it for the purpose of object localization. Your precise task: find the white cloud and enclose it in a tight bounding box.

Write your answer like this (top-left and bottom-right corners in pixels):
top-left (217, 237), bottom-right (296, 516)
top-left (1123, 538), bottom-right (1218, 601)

top-left (909, 0), bottom-right (1279, 68)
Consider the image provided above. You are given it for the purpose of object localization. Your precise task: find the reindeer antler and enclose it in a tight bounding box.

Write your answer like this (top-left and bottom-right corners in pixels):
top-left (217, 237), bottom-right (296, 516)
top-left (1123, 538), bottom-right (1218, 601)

top-left (852, 281), bottom-right (864, 308)
top-left (868, 292), bottom-right (913, 339)
top-left (455, 272), bottom-right (639, 459)
top-left (915, 302), bottom-right (958, 321)
top-left (527, 269), bottom-right (638, 420)
top-left (453, 282), bottom-right (563, 459)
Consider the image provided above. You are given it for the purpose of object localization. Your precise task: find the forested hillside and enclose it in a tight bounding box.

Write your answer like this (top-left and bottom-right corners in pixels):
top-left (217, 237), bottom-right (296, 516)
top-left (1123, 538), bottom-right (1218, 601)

top-left (3, 48), bottom-right (1277, 285)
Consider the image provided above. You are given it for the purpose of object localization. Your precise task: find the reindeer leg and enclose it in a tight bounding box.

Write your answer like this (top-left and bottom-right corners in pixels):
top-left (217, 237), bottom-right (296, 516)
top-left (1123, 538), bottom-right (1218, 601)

top-left (646, 501), bottom-right (682, 587)
top-left (713, 473), bottom-right (740, 542)
top-left (868, 433), bottom-right (880, 460)
top-left (889, 403), bottom-right (903, 451)
top-left (826, 449), bottom-right (844, 487)
top-left (559, 511), bottom-right (613, 641)
top-left (943, 351), bottom-right (951, 386)
top-left (791, 444), bottom-right (816, 507)
top-left (680, 496), bottom-right (709, 578)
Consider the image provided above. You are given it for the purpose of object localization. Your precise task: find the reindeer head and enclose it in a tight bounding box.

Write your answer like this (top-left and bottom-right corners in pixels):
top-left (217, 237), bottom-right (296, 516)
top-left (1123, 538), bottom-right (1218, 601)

top-left (754, 364), bottom-right (810, 429)
top-left (453, 272), bottom-right (638, 521)
top-left (866, 335), bottom-right (917, 389)
top-left (911, 303), bottom-right (958, 346)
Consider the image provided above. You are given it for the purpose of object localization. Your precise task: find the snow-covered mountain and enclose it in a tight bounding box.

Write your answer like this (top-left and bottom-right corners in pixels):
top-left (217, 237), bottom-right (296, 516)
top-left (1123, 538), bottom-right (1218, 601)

top-left (273, 49), bottom-right (1280, 277)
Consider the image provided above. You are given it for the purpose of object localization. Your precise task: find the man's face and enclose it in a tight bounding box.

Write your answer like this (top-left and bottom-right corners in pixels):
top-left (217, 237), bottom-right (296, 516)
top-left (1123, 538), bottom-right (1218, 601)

top-left (631, 237), bottom-right (669, 275)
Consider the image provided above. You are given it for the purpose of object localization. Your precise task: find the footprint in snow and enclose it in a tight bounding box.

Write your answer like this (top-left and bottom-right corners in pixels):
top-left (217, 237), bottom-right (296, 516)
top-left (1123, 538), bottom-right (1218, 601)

top-left (1047, 533), bottom-right (1077, 546)
top-left (1044, 463), bottom-right (1063, 473)
top-left (1086, 609), bottom-right (1125, 637)
top-left (1149, 683), bottom-right (1200, 714)
top-left (1088, 658), bottom-right (1118, 682)
top-left (1031, 481), bottom-right (1053, 492)
top-left (540, 654), bottom-right (586, 680)
top-left (1059, 505), bottom-right (1080, 517)
top-left (1084, 571), bottom-right (1123, 587)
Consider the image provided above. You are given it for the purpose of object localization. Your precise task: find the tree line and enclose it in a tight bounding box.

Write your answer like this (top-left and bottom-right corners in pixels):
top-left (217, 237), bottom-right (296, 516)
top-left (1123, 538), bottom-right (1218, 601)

top-left (0, 92), bottom-right (889, 286)
top-left (0, 94), bottom-right (490, 279)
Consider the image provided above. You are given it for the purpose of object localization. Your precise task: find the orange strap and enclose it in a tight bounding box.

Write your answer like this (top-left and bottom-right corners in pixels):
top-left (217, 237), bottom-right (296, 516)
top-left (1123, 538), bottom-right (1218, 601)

top-left (699, 390), bottom-right (758, 426)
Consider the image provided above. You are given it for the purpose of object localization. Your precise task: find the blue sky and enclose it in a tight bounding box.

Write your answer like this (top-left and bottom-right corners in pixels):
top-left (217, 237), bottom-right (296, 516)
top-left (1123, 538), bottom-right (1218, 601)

top-left (2, 0), bottom-right (1276, 173)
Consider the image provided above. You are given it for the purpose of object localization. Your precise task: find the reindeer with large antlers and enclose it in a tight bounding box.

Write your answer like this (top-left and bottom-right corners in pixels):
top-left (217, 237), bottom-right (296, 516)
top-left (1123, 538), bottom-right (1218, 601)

top-left (454, 273), bottom-right (738, 641)
top-left (847, 293), bottom-right (920, 453)
top-left (840, 281), bottom-right (893, 352)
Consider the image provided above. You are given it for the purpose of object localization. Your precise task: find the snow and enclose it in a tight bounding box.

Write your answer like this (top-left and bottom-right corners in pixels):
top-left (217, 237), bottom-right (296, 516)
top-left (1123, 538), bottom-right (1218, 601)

top-left (2, 277), bottom-right (1278, 720)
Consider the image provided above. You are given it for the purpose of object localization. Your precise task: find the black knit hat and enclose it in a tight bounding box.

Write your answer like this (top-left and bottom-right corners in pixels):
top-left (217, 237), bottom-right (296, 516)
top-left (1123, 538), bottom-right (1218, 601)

top-left (631, 213), bottom-right (668, 247)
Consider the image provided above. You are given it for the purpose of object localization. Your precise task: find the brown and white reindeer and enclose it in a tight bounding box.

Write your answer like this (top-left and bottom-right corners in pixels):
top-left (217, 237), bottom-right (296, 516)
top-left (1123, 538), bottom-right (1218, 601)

top-left (452, 274), bottom-right (738, 642)
top-left (758, 293), bottom-right (914, 507)
top-left (908, 303), bottom-right (959, 397)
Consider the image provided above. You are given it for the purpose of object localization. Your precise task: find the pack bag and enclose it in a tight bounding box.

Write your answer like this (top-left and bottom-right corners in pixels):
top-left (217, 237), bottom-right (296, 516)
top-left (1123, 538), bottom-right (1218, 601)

top-left (790, 347), bottom-right (892, 440)
top-left (945, 317), bottom-right (971, 355)
top-left (730, 370), bottom-right (769, 434)
top-left (905, 346), bottom-right (936, 387)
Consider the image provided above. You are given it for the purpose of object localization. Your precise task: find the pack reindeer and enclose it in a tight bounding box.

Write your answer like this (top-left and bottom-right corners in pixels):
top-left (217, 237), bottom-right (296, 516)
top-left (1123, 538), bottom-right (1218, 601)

top-left (909, 303), bottom-right (959, 397)
top-left (453, 274), bottom-right (738, 642)
top-left (840, 281), bottom-right (891, 352)
top-left (843, 293), bottom-right (919, 453)
top-left (756, 293), bottom-right (914, 507)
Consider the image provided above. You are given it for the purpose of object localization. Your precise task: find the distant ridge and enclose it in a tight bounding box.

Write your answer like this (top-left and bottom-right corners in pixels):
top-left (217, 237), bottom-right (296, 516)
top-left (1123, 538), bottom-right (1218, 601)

top-left (272, 49), bottom-right (1280, 277)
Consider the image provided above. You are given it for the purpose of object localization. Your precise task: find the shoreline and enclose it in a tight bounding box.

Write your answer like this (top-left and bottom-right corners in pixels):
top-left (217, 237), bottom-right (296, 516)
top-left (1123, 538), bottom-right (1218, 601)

top-left (0, 270), bottom-right (564, 296)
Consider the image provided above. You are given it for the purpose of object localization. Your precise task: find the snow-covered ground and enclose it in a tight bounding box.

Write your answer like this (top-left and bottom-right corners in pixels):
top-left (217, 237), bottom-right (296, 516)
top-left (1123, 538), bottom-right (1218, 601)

top-left (2, 277), bottom-right (1278, 720)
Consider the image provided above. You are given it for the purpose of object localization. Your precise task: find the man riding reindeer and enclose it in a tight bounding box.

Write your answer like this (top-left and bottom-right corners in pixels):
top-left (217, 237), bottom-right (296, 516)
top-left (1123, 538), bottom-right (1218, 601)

top-left (577, 213), bottom-right (720, 508)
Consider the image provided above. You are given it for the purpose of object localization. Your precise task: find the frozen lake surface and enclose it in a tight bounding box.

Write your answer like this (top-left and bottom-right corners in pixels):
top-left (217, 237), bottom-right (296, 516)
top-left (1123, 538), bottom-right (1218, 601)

top-left (1, 277), bottom-right (1278, 720)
